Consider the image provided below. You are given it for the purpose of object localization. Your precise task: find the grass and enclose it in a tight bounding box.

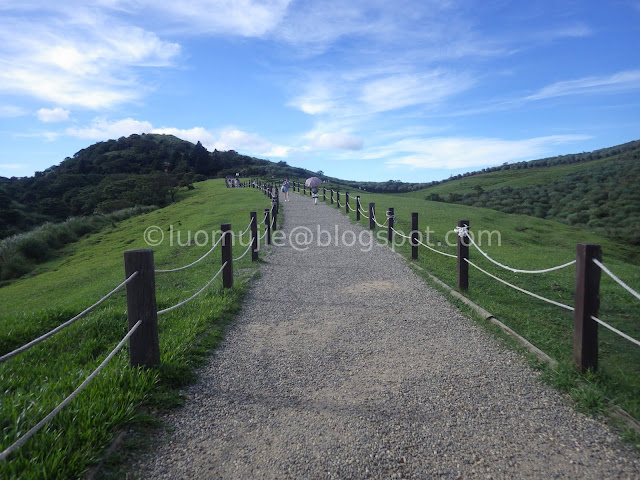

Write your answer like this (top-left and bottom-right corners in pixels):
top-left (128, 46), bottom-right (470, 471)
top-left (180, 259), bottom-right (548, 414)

top-left (304, 184), bottom-right (640, 426)
top-left (0, 179), bottom-right (271, 479)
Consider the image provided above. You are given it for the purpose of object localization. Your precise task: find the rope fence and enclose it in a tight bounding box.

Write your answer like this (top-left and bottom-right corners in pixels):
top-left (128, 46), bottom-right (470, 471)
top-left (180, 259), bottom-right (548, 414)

top-left (304, 186), bottom-right (639, 373)
top-left (1, 180), bottom-right (279, 461)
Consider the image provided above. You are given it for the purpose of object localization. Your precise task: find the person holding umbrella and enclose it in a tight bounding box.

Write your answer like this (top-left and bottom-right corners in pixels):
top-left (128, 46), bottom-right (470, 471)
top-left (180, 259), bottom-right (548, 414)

top-left (305, 176), bottom-right (321, 205)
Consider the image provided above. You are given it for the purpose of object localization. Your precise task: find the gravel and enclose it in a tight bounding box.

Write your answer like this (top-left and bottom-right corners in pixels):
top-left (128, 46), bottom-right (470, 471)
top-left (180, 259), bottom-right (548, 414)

top-left (131, 191), bottom-right (639, 479)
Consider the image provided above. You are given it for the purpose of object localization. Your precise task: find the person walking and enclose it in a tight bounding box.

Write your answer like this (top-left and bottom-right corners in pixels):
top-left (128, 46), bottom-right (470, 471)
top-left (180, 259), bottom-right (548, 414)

top-left (282, 178), bottom-right (290, 201)
top-left (311, 186), bottom-right (319, 205)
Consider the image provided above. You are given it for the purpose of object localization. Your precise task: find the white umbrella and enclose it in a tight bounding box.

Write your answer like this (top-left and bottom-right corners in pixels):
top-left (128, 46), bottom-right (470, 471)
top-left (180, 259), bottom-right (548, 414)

top-left (305, 176), bottom-right (322, 187)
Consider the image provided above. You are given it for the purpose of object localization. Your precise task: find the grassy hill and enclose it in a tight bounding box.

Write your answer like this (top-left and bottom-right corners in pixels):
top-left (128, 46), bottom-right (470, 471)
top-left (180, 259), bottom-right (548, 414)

top-left (402, 140), bottom-right (640, 245)
top-left (0, 180), bottom-right (272, 478)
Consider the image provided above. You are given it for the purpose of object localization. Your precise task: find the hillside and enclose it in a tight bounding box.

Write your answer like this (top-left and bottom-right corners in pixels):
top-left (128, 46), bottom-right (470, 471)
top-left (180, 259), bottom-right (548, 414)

top-left (0, 134), bottom-right (319, 240)
top-left (403, 140), bottom-right (640, 245)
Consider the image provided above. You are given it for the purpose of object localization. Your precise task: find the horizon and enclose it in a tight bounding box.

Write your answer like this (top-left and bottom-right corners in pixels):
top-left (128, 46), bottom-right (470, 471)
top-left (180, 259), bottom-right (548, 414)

top-left (0, 1), bottom-right (639, 183)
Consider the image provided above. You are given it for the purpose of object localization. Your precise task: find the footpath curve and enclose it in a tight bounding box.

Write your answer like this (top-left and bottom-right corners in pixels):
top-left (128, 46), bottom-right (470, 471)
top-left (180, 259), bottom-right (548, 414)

top-left (132, 191), bottom-right (639, 479)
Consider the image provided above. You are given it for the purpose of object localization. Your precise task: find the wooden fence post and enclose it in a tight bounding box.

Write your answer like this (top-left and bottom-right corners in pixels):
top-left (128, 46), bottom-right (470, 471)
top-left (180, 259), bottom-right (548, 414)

top-left (331, 189), bottom-right (334, 204)
top-left (303, 184), bottom-right (306, 195)
top-left (573, 243), bottom-right (601, 371)
top-left (345, 191), bottom-right (349, 214)
top-left (356, 196), bottom-right (361, 221)
top-left (411, 212), bottom-right (418, 260)
top-left (369, 203), bottom-right (375, 230)
top-left (250, 211), bottom-right (258, 261)
top-left (221, 224), bottom-right (233, 289)
top-left (323, 187), bottom-right (326, 202)
top-left (272, 199), bottom-right (278, 231)
top-left (457, 220), bottom-right (469, 290)
top-left (264, 208), bottom-right (271, 245)
top-left (337, 191), bottom-right (340, 207)
top-left (387, 207), bottom-right (394, 243)
top-left (124, 249), bottom-right (160, 367)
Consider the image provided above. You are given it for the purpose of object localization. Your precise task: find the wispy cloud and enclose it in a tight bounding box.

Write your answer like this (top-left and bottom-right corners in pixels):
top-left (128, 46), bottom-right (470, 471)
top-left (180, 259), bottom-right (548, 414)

top-left (380, 135), bottom-right (591, 169)
top-left (526, 70), bottom-right (640, 101)
top-left (0, 4), bottom-right (180, 109)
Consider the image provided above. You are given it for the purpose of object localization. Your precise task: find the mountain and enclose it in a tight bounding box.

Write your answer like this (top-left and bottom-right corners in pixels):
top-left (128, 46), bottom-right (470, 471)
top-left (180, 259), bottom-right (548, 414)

top-left (0, 134), bottom-right (318, 240)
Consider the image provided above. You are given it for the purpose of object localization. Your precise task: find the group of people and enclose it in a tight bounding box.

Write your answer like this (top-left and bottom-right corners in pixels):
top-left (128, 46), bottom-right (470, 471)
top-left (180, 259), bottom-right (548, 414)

top-left (281, 178), bottom-right (319, 204)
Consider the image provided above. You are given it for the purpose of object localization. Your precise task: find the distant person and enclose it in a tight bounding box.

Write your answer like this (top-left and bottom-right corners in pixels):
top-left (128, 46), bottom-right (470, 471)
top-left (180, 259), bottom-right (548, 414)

top-left (311, 186), bottom-right (319, 205)
top-left (282, 178), bottom-right (290, 201)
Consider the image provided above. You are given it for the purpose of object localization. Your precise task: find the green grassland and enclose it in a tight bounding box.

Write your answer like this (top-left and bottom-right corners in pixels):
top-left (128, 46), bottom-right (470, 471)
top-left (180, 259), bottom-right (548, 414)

top-left (0, 179), bottom-right (271, 479)
top-left (306, 184), bottom-right (640, 428)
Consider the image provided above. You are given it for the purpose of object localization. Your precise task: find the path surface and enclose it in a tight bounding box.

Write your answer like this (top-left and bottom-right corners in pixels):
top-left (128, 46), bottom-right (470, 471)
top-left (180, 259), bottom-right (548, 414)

top-left (132, 191), bottom-right (639, 479)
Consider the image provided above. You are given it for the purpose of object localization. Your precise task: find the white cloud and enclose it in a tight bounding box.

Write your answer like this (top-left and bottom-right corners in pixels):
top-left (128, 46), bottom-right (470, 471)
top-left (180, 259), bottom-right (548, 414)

top-left (314, 132), bottom-right (363, 150)
top-left (67, 117), bottom-right (153, 139)
top-left (381, 135), bottom-right (590, 170)
top-left (102, 0), bottom-right (292, 36)
top-left (527, 70), bottom-right (640, 101)
top-left (0, 5), bottom-right (180, 109)
top-left (37, 107), bottom-right (70, 123)
top-left (0, 105), bottom-right (27, 118)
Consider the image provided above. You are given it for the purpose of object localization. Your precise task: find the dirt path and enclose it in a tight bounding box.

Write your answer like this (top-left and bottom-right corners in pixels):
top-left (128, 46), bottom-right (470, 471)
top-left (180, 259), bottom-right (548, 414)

top-left (131, 191), bottom-right (639, 479)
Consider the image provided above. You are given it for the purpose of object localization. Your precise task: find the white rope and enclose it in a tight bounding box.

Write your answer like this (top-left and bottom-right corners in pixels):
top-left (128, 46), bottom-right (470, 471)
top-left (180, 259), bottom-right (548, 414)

top-left (156, 235), bottom-right (224, 274)
top-left (390, 226), bottom-right (412, 240)
top-left (0, 272), bottom-right (139, 364)
top-left (348, 202), bottom-right (357, 212)
top-left (359, 207), bottom-right (369, 219)
top-left (0, 319), bottom-right (142, 461)
top-left (259, 228), bottom-right (268, 241)
top-left (232, 217), bottom-right (254, 238)
top-left (233, 242), bottom-right (253, 262)
top-left (591, 315), bottom-right (640, 348)
top-left (157, 262), bottom-right (227, 316)
top-left (467, 235), bottom-right (576, 274)
top-left (371, 210), bottom-right (388, 228)
top-left (593, 259), bottom-right (640, 302)
top-left (415, 238), bottom-right (457, 259)
top-left (466, 259), bottom-right (574, 311)
top-left (257, 211), bottom-right (268, 226)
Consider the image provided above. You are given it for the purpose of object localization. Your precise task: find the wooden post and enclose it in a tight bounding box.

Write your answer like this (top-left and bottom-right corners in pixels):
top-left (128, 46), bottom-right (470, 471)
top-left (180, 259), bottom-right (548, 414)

top-left (457, 220), bottom-right (469, 290)
top-left (411, 212), bottom-right (418, 260)
top-left (369, 203), bottom-right (375, 230)
top-left (337, 191), bottom-right (340, 207)
top-left (331, 189), bottom-right (334, 204)
top-left (323, 187), bottom-right (326, 202)
top-left (387, 207), bottom-right (394, 243)
top-left (345, 191), bottom-right (349, 214)
top-left (356, 196), bottom-right (361, 221)
top-left (250, 212), bottom-right (258, 261)
top-left (573, 243), bottom-right (602, 371)
top-left (221, 224), bottom-right (233, 289)
top-left (272, 199), bottom-right (278, 231)
top-left (303, 184), bottom-right (306, 195)
top-left (124, 249), bottom-right (160, 367)
top-left (264, 209), bottom-right (271, 245)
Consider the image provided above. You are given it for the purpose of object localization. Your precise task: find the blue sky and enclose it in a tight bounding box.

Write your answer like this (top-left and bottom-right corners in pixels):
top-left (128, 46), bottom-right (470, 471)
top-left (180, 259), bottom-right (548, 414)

top-left (0, 1), bottom-right (639, 182)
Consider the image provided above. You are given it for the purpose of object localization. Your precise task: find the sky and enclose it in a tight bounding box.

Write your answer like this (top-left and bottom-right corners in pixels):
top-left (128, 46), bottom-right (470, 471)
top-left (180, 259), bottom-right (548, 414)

top-left (0, 1), bottom-right (639, 183)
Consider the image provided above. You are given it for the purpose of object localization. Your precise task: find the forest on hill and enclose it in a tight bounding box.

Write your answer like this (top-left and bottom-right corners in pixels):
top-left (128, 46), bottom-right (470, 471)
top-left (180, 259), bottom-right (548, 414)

top-left (0, 134), bottom-right (317, 240)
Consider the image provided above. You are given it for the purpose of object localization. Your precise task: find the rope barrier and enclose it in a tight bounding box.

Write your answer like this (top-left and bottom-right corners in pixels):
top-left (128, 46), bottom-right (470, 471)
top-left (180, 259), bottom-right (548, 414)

top-left (0, 272), bottom-right (139, 364)
top-left (155, 235), bottom-right (224, 274)
top-left (259, 228), bottom-right (268, 241)
top-left (233, 242), bottom-right (253, 262)
top-left (591, 315), bottom-right (640, 348)
top-left (348, 203), bottom-right (357, 212)
top-left (370, 210), bottom-right (388, 228)
top-left (415, 238), bottom-right (457, 258)
top-left (465, 259), bottom-right (574, 311)
top-left (390, 226), bottom-right (412, 240)
top-left (157, 262), bottom-right (227, 316)
top-left (232, 217), bottom-right (254, 238)
top-left (358, 207), bottom-right (369, 219)
top-left (593, 259), bottom-right (640, 302)
top-left (467, 235), bottom-right (576, 274)
top-left (257, 211), bottom-right (268, 226)
top-left (0, 319), bottom-right (143, 462)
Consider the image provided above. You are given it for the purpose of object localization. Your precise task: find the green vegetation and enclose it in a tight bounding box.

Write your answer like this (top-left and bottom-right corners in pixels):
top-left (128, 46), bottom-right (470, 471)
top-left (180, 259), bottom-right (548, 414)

top-left (407, 141), bottom-right (640, 246)
top-left (0, 206), bottom-right (157, 282)
top-left (0, 180), bottom-right (271, 479)
top-left (309, 187), bottom-right (640, 428)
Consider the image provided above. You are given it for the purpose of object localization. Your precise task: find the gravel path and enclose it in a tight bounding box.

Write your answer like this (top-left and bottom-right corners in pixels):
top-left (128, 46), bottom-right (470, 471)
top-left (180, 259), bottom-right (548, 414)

top-left (131, 191), bottom-right (639, 479)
